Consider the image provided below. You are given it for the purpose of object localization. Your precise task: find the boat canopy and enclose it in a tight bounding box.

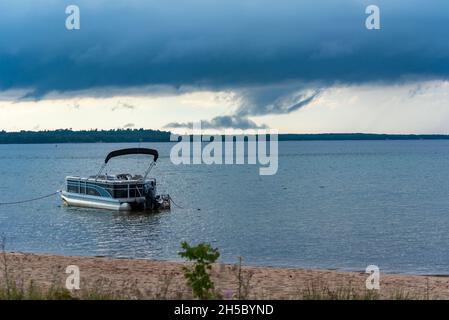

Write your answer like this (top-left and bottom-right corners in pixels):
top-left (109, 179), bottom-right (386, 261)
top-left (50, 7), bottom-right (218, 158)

top-left (104, 148), bottom-right (159, 164)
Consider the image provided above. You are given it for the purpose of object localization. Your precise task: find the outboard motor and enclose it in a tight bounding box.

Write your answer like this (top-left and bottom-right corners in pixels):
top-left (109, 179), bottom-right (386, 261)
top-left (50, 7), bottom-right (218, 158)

top-left (144, 180), bottom-right (156, 210)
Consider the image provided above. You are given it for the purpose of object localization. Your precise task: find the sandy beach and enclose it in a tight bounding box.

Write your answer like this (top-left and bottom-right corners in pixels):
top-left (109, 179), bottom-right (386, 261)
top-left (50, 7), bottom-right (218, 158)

top-left (1, 252), bottom-right (449, 299)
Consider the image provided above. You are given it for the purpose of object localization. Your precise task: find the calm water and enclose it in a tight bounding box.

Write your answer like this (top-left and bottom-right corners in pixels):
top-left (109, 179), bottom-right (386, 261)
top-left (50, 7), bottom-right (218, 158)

top-left (1, 141), bottom-right (449, 275)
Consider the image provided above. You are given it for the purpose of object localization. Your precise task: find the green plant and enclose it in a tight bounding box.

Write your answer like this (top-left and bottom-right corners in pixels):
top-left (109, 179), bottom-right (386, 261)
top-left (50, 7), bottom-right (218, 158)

top-left (178, 241), bottom-right (220, 299)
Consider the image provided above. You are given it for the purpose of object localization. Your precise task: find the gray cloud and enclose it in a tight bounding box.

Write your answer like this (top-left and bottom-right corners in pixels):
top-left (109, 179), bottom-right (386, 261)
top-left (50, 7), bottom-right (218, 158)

top-left (165, 116), bottom-right (267, 130)
top-left (65, 102), bottom-right (80, 109)
top-left (111, 101), bottom-right (136, 111)
top-left (170, 85), bottom-right (322, 129)
top-left (123, 123), bottom-right (135, 128)
top-left (2, 1), bottom-right (449, 90)
top-left (1, 0), bottom-right (449, 119)
top-left (235, 85), bottom-right (322, 116)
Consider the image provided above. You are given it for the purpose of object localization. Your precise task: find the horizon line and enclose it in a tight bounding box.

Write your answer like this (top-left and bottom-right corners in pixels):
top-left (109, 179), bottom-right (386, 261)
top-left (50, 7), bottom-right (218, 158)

top-left (3, 129), bottom-right (449, 136)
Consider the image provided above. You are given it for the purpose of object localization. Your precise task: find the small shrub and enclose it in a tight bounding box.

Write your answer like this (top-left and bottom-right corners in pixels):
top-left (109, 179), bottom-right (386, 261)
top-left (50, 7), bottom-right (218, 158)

top-left (178, 241), bottom-right (220, 300)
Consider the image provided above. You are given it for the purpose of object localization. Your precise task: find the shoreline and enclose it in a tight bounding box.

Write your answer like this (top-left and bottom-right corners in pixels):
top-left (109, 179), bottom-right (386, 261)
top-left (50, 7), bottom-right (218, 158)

top-left (2, 252), bottom-right (449, 299)
top-left (4, 132), bottom-right (449, 145)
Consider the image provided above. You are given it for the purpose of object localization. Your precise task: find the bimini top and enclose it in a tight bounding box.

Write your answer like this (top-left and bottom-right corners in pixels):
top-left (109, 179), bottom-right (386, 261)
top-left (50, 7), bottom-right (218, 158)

top-left (104, 148), bottom-right (159, 164)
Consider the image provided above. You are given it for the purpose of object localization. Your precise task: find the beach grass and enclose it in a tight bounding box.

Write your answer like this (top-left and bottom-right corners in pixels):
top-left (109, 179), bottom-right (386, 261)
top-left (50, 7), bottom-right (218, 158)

top-left (0, 240), bottom-right (438, 300)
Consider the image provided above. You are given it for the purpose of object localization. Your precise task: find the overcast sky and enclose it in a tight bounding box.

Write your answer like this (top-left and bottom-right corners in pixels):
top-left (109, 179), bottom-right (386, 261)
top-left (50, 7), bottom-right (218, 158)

top-left (1, 0), bottom-right (448, 133)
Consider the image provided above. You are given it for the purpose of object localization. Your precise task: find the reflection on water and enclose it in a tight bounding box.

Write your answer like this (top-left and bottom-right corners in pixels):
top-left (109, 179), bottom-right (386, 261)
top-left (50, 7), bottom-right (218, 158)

top-left (1, 141), bottom-right (449, 274)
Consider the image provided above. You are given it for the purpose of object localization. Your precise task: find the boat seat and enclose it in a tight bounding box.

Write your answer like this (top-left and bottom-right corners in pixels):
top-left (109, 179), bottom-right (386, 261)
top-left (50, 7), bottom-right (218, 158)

top-left (90, 175), bottom-right (107, 179)
top-left (89, 175), bottom-right (117, 180)
top-left (116, 173), bottom-right (133, 180)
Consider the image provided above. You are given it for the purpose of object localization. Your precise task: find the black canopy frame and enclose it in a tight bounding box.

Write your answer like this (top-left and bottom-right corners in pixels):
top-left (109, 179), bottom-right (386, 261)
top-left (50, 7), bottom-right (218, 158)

top-left (104, 148), bottom-right (158, 163)
top-left (96, 148), bottom-right (159, 181)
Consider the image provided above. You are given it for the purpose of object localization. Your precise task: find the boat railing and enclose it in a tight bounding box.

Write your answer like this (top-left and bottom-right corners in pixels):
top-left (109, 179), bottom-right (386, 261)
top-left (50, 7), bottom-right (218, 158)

top-left (66, 178), bottom-right (155, 199)
top-left (135, 185), bottom-right (143, 198)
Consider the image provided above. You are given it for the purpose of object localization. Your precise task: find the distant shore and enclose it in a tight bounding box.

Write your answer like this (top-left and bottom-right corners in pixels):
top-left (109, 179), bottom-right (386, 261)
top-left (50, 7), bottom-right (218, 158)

top-left (1, 252), bottom-right (449, 299)
top-left (2, 129), bottom-right (449, 144)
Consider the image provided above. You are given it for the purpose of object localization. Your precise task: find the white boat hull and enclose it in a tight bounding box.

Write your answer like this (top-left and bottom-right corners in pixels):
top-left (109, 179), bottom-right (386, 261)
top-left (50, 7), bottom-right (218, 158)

top-left (61, 191), bottom-right (137, 211)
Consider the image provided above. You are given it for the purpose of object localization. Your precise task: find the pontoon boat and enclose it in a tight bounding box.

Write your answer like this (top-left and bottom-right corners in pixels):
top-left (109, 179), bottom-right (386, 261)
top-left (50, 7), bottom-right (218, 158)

top-left (61, 148), bottom-right (170, 211)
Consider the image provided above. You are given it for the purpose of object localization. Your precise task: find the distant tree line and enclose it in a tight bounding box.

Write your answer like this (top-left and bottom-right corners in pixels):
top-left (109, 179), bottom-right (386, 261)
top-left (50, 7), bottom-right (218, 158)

top-left (0, 129), bottom-right (171, 144)
top-left (1, 129), bottom-right (449, 144)
top-left (277, 133), bottom-right (449, 141)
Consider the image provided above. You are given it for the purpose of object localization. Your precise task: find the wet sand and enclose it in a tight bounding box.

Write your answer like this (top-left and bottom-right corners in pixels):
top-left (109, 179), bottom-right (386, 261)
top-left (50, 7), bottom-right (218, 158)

top-left (1, 252), bottom-right (449, 299)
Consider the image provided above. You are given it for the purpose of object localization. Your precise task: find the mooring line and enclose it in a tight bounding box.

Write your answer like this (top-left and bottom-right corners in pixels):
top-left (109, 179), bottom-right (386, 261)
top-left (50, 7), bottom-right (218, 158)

top-left (0, 190), bottom-right (196, 211)
top-left (168, 195), bottom-right (184, 209)
top-left (168, 195), bottom-right (201, 211)
top-left (0, 191), bottom-right (61, 206)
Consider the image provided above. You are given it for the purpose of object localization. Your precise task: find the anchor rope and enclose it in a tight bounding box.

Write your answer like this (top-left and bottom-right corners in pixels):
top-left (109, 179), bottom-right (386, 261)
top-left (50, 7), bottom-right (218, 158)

top-left (167, 195), bottom-right (201, 211)
top-left (0, 190), bottom-right (61, 206)
top-left (0, 189), bottom-right (196, 211)
top-left (168, 195), bottom-right (185, 209)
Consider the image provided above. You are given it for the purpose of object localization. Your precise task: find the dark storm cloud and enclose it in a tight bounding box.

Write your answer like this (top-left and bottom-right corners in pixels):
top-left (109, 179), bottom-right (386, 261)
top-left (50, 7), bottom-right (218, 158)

top-left (165, 116), bottom-right (267, 129)
top-left (1, 0), bottom-right (449, 117)
top-left (235, 85), bottom-right (322, 116)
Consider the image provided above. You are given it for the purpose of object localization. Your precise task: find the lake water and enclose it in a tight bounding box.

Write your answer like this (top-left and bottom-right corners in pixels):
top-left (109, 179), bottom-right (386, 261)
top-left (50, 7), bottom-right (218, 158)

top-left (1, 141), bottom-right (449, 275)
